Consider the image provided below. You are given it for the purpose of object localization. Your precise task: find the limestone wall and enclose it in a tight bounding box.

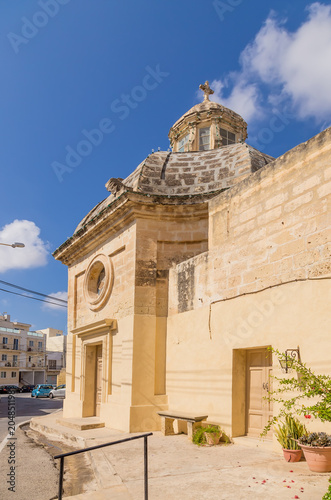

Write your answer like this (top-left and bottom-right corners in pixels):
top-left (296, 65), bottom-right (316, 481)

top-left (167, 128), bottom-right (331, 436)
top-left (129, 213), bottom-right (208, 431)
top-left (169, 127), bottom-right (331, 312)
top-left (63, 223), bottom-right (136, 426)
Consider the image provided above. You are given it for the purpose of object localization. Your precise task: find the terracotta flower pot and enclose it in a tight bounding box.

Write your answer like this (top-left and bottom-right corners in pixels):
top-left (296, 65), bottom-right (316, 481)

top-left (204, 432), bottom-right (222, 445)
top-left (282, 449), bottom-right (302, 462)
top-left (300, 444), bottom-right (331, 472)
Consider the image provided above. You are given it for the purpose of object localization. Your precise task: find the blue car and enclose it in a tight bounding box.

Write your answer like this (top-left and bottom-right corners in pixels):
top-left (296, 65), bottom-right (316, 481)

top-left (31, 384), bottom-right (54, 398)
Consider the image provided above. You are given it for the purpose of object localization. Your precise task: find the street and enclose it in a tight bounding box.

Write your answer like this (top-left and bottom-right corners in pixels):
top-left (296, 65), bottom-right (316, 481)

top-left (0, 393), bottom-right (65, 500)
top-left (0, 392), bottom-right (63, 443)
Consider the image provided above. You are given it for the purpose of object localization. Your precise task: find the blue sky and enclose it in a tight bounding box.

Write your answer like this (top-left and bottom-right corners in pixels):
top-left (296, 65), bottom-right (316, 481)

top-left (0, 0), bottom-right (330, 332)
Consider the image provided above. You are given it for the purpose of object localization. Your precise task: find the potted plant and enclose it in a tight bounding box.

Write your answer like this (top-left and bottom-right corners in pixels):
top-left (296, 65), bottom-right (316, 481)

top-left (274, 414), bottom-right (307, 462)
top-left (204, 425), bottom-right (223, 445)
top-left (298, 433), bottom-right (331, 473)
top-left (262, 348), bottom-right (331, 472)
top-left (193, 425), bottom-right (223, 446)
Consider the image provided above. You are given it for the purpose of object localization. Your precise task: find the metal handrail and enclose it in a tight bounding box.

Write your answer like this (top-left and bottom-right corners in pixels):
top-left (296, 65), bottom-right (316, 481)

top-left (54, 432), bottom-right (153, 500)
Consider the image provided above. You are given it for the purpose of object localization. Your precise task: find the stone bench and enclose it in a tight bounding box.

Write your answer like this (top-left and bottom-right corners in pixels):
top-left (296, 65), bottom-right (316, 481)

top-left (157, 411), bottom-right (208, 440)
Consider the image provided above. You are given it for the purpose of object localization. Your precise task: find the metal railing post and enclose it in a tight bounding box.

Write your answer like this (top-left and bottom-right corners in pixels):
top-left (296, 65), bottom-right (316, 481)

top-left (144, 435), bottom-right (148, 500)
top-left (58, 456), bottom-right (64, 500)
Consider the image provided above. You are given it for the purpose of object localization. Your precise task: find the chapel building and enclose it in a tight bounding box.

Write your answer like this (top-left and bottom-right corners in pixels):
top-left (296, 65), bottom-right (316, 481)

top-left (54, 82), bottom-right (331, 439)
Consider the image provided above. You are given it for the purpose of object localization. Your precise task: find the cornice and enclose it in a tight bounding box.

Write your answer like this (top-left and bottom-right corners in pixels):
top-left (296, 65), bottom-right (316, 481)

top-left (72, 318), bottom-right (117, 337)
top-left (53, 189), bottom-right (216, 266)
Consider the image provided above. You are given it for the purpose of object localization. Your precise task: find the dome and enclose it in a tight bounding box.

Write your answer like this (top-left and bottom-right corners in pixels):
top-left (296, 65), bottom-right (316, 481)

top-left (73, 81), bottom-right (273, 236)
top-left (75, 143), bottom-right (274, 232)
top-left (168, 81), bottom-right (247, 153)
top-left (171, 100), bottom-right (244, 130)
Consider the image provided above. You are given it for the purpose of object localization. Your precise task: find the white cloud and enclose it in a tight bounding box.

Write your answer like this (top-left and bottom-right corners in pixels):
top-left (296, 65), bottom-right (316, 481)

top-left (0, 220), bottom-right (49, 273)
top-left (211, 77), bottom-right (262, 122)
top-left (42, 291), bottom-right (68, 311)
top-left (212, 3), bottom-right (331, 124)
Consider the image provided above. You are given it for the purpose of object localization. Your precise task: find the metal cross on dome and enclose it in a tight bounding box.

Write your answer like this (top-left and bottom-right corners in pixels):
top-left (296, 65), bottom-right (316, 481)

top-left (199, 81), bottom-right (214, 101)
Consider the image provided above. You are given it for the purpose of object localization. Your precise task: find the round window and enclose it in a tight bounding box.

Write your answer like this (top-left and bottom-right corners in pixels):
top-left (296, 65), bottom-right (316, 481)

top-left (84, 254), bottom-right (113, 310)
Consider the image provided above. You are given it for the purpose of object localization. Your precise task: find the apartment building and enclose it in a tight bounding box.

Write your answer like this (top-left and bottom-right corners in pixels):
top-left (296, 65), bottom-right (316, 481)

top-left (0, 313), bottom-right (46, 387)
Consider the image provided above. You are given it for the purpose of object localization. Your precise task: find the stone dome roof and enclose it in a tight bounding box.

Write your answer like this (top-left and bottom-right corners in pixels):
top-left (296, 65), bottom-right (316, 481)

top-left (75, 144), bottom-right (274, 232)
top-left (168, 83), bottom-right (248, 151)
top-left (171, 100), bottom-right (244, 131)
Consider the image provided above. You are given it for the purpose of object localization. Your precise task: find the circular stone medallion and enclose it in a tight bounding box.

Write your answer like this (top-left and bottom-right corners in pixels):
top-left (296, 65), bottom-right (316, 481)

top-left (84, 254), bottom-right (113, 311)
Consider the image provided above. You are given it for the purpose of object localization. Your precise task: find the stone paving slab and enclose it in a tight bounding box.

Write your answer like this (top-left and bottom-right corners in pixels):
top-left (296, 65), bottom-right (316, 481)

top-left (64, 485), bottom-right (132, 500)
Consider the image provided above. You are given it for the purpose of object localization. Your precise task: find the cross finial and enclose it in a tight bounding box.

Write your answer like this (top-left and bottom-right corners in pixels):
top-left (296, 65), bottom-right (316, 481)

top-left (199, 81), bottom-right (214, 102)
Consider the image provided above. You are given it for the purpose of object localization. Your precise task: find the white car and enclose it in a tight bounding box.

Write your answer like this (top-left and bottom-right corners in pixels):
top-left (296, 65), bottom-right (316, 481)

top-left (48, 384), bottom-right (66, 398)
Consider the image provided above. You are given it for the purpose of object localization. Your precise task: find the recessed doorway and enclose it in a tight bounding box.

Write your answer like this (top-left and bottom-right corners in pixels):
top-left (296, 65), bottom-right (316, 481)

top-left (82, 343), bottom-right (103, 417)
top-left (95, 345), bottom-right (102, 417)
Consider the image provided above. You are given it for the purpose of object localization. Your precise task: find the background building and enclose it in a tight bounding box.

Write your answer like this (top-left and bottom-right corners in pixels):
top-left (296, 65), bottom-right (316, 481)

top-left (38, 328), bottom-right (67, 385)
top-left (0, 314), bottom-right (66, 387)
top-left (0, 313), bottom-right (46, 386)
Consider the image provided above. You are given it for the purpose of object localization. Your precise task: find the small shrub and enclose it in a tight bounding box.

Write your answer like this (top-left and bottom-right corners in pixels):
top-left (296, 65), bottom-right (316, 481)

top-left (203, 425), bottom-right (221, 434)
top-left (192, 426), bottom-right (207, 446)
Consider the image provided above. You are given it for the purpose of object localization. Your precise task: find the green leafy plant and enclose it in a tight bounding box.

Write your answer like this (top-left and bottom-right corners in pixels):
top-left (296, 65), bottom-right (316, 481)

top-left (204, 424), bottom-right (222, 434)
top-left (274, 414), bottom-right (307, 450)
top-left (192, 425), bottom-right (221, 446)
top-left (299, 432), bottom-right (331, 447)
top-left (322, 477), bottom-right (331, 500)
top-left (261, 348), bottom-right (331, 437)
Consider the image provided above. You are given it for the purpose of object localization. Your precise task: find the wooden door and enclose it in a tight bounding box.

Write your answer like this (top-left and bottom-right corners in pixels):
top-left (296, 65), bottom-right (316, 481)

top-left (246, 348), bottom-right (272, 438)
top-left (95, 345), bottom-right (102, 417)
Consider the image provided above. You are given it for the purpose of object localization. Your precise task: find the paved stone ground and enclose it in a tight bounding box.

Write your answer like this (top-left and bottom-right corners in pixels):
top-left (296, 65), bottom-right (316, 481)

top-left (29, 412), bottom-right (331, 500)
top-left (25, 425), bottom-right (98, 498)
top-left (89, 433), bottom-right (330, 500)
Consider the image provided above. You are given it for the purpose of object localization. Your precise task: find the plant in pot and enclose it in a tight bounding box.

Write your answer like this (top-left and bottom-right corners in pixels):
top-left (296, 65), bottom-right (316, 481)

top-left (262, 348), bottom-right (331, 472)
top-left (274, 414), bottom-right (307, 462)
top-left (193, 425), bottom-right (223, 446)
top-left (298, 432), bottom-right (331, 473)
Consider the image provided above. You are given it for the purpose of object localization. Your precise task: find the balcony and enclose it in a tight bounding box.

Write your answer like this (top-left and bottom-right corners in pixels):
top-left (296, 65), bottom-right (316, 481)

top-left (47, 364), bottom-right (63, 371)
top-left (26, 362), bottom-right (46, 369)
top-left (1, 343), bottom-right (21, 351)
top-left (27, 346), bottom-right (45, 352)
top-left (0, 361), bottom-right (46, 369)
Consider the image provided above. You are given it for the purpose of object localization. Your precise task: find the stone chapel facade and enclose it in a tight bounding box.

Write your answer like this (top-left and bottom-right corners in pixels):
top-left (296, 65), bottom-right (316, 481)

top-left (54, 82), bottom-right (331, 438)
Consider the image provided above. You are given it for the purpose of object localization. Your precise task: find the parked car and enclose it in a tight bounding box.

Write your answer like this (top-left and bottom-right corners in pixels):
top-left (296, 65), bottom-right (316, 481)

top-left (20, 385), bottom-right (35, 393)
top-left (31, 384), bottom-right (54, 398)
top-left (0, 385), bottom-right (21, 394)
top-left (49, 384), bottom-right (66, 398)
